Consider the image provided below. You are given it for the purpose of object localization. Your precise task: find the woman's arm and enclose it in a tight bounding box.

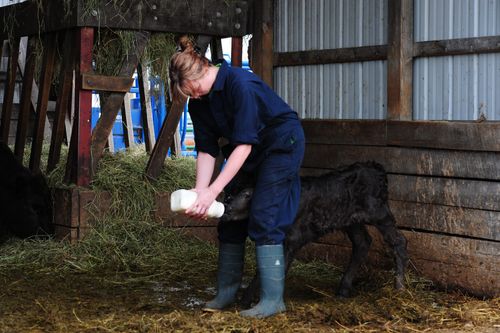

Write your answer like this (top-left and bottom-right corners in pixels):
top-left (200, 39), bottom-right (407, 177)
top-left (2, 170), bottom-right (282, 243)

top-left (194, 151), bottom-right (216, 190)
top-left (186, 144), bottom-right (252, 218)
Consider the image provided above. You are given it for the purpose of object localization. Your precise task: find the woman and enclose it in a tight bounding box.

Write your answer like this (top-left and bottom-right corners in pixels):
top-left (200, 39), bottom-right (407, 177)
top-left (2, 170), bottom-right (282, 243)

top-left (169, 36), bottom-right (304, 318)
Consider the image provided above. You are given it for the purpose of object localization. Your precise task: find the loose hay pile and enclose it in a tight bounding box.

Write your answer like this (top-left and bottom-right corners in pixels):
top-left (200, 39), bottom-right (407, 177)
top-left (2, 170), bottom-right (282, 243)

top-left (0, 147), bottom-right (499, 332)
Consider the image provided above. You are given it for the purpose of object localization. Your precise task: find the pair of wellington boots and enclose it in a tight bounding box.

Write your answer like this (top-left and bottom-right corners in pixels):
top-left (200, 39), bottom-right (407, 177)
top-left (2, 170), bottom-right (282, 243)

top-left (203, 242), bottom-right (286, 318)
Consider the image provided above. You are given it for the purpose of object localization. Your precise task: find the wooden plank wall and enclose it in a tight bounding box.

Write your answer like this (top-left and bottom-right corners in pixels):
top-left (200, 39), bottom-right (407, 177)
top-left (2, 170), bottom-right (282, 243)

top-left (300, 120), bottom-right (500, 297)
top-left (262, 0), bottom-right (500, 297)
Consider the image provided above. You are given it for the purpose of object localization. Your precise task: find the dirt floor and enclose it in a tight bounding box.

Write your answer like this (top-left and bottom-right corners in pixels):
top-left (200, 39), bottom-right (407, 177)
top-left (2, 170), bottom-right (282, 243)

top-left (1, 236), bottom-right (499, 333)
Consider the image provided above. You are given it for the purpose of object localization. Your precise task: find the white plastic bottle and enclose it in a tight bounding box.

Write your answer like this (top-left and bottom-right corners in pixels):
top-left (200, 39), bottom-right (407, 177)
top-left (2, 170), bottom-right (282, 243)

top-left (170, 189), bottom-right (225, 218)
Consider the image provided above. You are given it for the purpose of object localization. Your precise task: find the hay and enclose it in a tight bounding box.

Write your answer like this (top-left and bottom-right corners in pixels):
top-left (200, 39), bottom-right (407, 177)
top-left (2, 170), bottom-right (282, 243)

top-left (1, 146), bottom-right (499, 332)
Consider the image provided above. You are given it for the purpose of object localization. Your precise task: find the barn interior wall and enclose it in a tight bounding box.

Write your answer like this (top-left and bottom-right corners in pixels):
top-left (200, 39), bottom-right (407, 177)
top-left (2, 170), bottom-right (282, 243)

top-left (275, 0), bottom-right (500, 121)
top-left (271, 0), bottom-right (500, 296)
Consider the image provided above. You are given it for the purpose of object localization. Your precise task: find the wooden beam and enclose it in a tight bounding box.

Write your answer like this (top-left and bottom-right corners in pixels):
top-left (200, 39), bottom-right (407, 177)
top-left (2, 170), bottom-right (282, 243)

top-left (137, 63), bottom-right (156, 153)
top-left (390, 200), bottom-right (500, 242)
top-left (81, 73), bottom-right (134, 92)
top-left (388, 174), bottom-right (500, 211)
top-left (414, 36), bottom-right (500, 58)
top-left (274, 45), bottom-right (388, 67)
top-left (387, 0), bottom-right (413, 120)
top-left (65, 27), bottom-right (94, 186)
top-left (0, 38), bottom-right (20, 143)
top-left (250, 0), bottom-right (274, 86)
top-left (91, 31), bottom-right (150, 173)
top-left (48, 30), bottom-right (75, 173)
top-left (387, 120), bottom-right (500, 152)
top-left (145, 101), bottom-right (185, 179)
top-left (14, 37), bottom-right (37, 161)
top-left (303, 144), bottom-right (500, 181)
top-left (231, 37), bottom-right (243, 67)
top-left (121, 93), bottom-right (135, 148)
top-left (302, 119), bottom-right (387, 146)
top-left (29, 33), bottom-right (57, 172)
top-left (210, 38), bottom-right (224, 60)
top-left (0, 0), bottom-right (251, 39)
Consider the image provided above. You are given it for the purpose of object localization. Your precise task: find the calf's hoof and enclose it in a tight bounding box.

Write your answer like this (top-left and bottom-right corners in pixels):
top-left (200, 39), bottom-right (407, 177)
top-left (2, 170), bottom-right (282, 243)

top-left (394, 277), bottom-right (405, 290)
top-left (336, 288), bottom-right (351, 298)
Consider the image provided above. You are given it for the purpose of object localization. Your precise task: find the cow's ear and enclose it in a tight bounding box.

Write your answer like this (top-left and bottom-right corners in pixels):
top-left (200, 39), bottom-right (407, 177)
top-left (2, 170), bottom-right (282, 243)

top-left (31, 172), bottom-right (49, 190)
top-left (14, 174), bottom-right (29, 194)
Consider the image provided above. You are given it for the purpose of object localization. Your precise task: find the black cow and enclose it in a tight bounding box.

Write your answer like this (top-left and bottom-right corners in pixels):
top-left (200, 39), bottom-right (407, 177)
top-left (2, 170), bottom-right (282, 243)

top-left (0, 142), bottom-right (53, 240)
top-left (221, 161), bottom-right (408, 305)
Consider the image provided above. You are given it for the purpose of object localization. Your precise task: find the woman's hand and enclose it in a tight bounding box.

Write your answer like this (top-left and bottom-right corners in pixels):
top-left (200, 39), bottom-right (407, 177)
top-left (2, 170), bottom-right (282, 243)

top-left (185, 186), bottom-right (219, 219)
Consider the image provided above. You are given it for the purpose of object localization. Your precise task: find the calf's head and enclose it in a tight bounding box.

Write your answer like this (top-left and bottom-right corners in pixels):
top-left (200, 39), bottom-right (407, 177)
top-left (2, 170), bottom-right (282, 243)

top-left (221, 187), bottom-right (254, 222)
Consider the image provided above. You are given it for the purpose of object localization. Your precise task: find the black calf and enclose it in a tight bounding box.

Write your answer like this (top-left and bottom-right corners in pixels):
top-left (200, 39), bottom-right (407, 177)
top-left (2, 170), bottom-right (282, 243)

top-left (222, 161), bottom-right (408, 305)
top-left (0, 142), bottom-right (54, 239)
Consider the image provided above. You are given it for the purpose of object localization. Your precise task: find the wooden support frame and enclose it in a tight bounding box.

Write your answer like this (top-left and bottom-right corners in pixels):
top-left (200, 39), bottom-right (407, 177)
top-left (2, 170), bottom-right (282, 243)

top-left (274, 45), bottom-right (388, 67)
top-left (81, 73), bottom-right (135, 92)
top-left (64, 27), bottom-right (94, 186)
top-left (387, 0), bottom-right (413, 121)
top-left (0, 38), bottom-right (20, 143)
top-left (137, 63), bottom-right (156, 153)
top-left (90, 31), bottom-right (150, 173)
top-left (145, 101), bottom-right (186, 179)
top-left (121, 93), bottom-right (135, 149)
top-left (250, 0), bottom-right (274, 86)
top-left (29, 32), bottom-right (58, 172)
top-left (48, 30), bottom-right (76, 173)
top-left (231, 37), bottom-right (243, 67)
top-left (0, 0), bottom-right (250, 39)
top-left (14, 37), bottom-right (37, 161)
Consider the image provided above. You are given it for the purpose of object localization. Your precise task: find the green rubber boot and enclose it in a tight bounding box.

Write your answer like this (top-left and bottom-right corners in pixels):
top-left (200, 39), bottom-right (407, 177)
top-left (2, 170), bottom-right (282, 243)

top-left (240, 244), bottom-right (286, 318)
top-left (203, 242), bottom-right (245, 311)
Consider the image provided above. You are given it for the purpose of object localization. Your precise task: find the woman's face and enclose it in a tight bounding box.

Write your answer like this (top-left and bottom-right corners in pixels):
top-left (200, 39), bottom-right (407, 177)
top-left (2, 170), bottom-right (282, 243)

top-left (186, 79), bottom-right (209, 99)
top-left (184, 66), bottom-right (218, 99)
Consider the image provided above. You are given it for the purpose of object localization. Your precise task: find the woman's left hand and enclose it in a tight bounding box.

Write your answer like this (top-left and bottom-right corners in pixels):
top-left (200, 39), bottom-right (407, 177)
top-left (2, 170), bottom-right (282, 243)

top-left (185, 187), bottom-right (219, 219)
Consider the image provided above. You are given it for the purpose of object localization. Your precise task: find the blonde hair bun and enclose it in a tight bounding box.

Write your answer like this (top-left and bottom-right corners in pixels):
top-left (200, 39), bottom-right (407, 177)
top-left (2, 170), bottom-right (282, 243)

top-left (176, 35), bottom-right (195, 53)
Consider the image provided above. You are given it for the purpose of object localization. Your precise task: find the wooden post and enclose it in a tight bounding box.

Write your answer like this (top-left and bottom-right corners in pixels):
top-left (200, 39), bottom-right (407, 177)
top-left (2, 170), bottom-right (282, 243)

top-left (210, 38), bottom-right (224, 60)
top-left (387, 0), bottom-right (414, 120)
top-left (0, 38), bottom-right (20, 143)
top-left (251, 0), bottom-right (274, 86)
top-left (145, 100), bottom-right (185, 179)
top-left (48, 30), bottom-right (75, 173)
top-left (121, 92), bottom-right (135, 148)
top-left (65, 27), bottom-right (94, 186)
top-left (231, 37), bottom-right (243, 67)
top-left (137, 63), bottom-right (156, 152)
top-left (29, 33), bottom-right (57, 172)
top-left (14, 37), bottom-right (37, 161)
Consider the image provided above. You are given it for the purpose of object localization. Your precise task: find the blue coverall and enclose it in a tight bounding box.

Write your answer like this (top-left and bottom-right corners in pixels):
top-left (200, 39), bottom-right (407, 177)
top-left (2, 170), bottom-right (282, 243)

top-left (188, 60), bottom-right (305, 245)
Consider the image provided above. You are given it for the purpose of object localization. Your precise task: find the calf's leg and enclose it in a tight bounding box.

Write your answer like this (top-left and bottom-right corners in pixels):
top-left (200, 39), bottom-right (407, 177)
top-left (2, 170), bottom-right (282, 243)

top-left (374, 210), bottom-right (408, 290)
top-left (337, 224), bottom-right (372, 297)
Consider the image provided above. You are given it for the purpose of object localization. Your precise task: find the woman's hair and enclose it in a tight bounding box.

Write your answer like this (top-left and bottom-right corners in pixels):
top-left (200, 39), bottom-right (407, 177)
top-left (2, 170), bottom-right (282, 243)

top-left (169, 36), bottom-right (210, 103)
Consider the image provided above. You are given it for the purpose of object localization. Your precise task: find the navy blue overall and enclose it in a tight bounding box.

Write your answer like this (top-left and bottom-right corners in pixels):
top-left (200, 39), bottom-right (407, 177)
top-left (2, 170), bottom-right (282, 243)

top-left (188, 60), bottom-right (305, 245)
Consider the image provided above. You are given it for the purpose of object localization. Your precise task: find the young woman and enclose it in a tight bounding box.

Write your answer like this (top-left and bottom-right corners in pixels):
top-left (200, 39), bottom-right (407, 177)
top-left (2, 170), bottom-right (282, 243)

top-left (169, 36), bottom-right (305, 318)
